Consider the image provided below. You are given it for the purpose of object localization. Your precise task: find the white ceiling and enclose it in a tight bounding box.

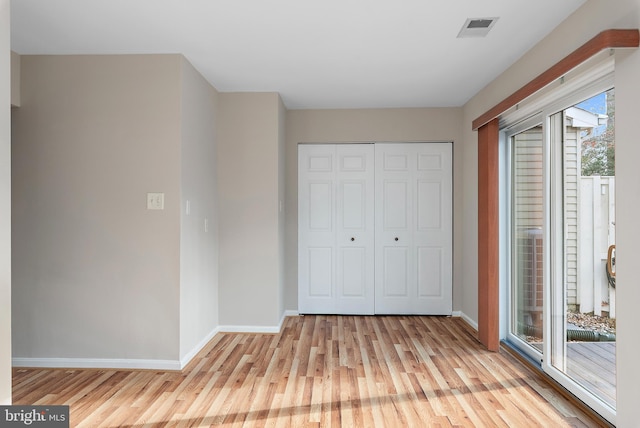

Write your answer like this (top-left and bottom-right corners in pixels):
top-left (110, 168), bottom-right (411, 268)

top-left (10, 0), bottom-right (586, 109)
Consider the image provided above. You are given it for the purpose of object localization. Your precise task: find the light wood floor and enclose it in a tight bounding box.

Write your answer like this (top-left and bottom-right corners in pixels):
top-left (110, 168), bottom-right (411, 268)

top-left (13, 316), bottom-right (606, 427)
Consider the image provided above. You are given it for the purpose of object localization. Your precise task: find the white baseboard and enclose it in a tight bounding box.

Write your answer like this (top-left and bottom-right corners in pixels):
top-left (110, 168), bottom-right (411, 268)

top-left (217, 325), bottom-right (280, 333)
top-left (181, 312), bottom-right (298, 367)
top-left (281, 310), bottom-right (299, 325)
top-left (451, 311), bottom-right (479, 331)
top-left (180, 326), bottom-right (221, 369)
top-left (218, 310), bottom-right (299, 334)
top-left (12, 357), bottom-right (181, 371)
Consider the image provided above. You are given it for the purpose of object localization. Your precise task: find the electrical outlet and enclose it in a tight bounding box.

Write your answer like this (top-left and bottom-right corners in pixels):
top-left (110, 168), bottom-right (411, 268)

top-left (147, 193), bottom-right (165, 210)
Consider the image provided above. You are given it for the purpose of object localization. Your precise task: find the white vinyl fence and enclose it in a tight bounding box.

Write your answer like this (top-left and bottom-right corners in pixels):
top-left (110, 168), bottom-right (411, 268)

top-left (578, 176), bottom-right (615, 318)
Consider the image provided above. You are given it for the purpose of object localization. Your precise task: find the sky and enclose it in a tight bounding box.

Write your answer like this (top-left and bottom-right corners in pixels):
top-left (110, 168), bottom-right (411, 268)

top-left (575, 91), bottom-right (609, 137)
top-left (576, 92), bottom-right (606, 114)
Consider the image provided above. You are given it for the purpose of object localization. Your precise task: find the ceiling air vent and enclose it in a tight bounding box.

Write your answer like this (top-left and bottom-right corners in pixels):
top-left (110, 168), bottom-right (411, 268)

top-left (457, 17), bottom-right (499, 38)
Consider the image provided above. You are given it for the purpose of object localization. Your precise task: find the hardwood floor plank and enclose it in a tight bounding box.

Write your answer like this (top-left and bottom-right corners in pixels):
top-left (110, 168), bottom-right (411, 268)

top-left (12, 316), bottom-right (606, 427)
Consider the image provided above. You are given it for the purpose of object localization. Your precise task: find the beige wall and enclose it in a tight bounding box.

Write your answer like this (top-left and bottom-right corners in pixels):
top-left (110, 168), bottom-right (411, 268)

top-left (10, 50), bottom-right (18, 107)
top-left (217, 92), bottom-right (284, 327)
top-left (179, 58), bottom-right (220, 360)
top-left (12, 55), bottom-right (183, 361)
top-left (284, 108), bottom-right (464, 312)
top-left (278, 97), bottom-right (286, 318)
top-left (461, 1), bottom-right (640, 424)
top-left (0, 0), bottom-right (10, 405)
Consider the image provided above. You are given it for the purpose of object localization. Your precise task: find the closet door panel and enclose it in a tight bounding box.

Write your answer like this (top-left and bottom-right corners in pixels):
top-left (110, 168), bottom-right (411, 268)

top-left (299, 144), bottom-right (374, 315)
top-left (299, 145), bottom-right (337, 313)
top-left (417, 246), bottom-right (443, 297)
top-left (375, 143), bottom-right (452, 315)
top-left (307, 247), bottom-right (333, 297)
top-left (382, 247), bottom-right (409, 296)
top-left (413, 143), bottom-right (453, 314)
top-left (375, 144), bottom-right (415, 313)
top-left (336, 144), bottom-right (375, 314)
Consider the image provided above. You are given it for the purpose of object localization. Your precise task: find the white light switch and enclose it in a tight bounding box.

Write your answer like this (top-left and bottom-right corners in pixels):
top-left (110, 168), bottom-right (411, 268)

top-left (147, 193), bottom-right (165, 210)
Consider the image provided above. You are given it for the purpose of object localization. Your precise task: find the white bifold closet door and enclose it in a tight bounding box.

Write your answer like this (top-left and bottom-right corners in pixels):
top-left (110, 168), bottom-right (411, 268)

top-left (298, 144), bottom-right (375, 314)
top-left (298, 142), bottom-right (452, 315)
top-left (374, 143), bottom-right (452, 315)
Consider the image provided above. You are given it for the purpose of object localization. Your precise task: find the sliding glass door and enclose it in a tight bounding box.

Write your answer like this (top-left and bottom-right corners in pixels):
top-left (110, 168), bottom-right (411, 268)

top-left (509, 123), bottom-right (544, 359)
top-left (549, 89), bottom-right (617, 412)
top-left (506, 87), bottom-right (616, 423)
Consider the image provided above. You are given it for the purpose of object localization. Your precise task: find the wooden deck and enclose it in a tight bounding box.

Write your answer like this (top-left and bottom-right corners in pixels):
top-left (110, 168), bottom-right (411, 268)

top-left (12, 316), bottom-right (606, 427)
top-left (567, 342), bottom-right (616, 409)
top-left (527, 339), bottom-right (616, 409)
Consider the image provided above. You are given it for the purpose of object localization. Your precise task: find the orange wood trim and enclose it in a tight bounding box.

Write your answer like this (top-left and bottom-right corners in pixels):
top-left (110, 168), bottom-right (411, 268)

top-left (477, 118), bottom-right (500, 352)
top-left (472, 29), bottom-right (639, 130)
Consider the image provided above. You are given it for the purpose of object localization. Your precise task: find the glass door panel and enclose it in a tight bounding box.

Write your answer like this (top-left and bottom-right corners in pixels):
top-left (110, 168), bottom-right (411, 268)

top-left (510, 125), bottom-right (544, 355)
top-left (549, 89), bottom-right (616, 411)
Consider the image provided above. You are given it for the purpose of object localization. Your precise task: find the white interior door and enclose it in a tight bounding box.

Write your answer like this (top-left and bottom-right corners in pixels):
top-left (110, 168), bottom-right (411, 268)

top-left (298, 144), bottom-right (375, 314)
top-left (374, 143), bottom-right (452, 315)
